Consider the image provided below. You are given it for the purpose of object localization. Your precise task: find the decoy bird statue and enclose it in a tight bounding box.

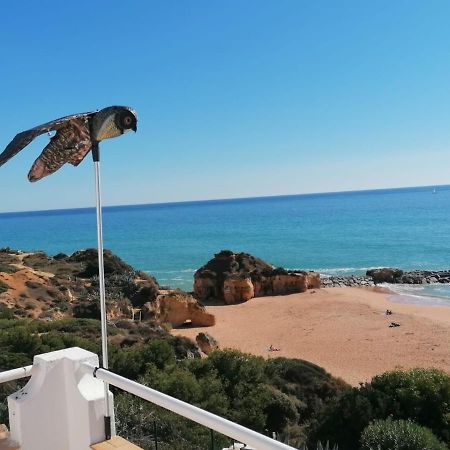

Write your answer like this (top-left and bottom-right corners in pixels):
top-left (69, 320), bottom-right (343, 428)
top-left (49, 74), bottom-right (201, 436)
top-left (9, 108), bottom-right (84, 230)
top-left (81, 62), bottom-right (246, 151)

top-left (0, 106), bottom-right (137, 181)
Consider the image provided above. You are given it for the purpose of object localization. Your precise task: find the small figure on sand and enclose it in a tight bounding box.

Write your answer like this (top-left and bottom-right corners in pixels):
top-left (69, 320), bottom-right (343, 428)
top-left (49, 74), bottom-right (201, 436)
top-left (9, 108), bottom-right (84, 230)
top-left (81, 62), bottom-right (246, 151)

top-left (389, 322), bottom-right (400, 328)
top-left (268, 344), bottom-right (281, 352)
top-left (385, 309), bottom-right (393, 315)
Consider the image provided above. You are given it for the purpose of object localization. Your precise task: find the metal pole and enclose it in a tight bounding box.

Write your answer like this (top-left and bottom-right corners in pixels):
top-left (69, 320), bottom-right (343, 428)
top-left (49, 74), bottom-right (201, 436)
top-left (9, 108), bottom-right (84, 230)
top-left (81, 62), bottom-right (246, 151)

top-left (153, 420), bottom-right (158, 450)
top-left (92, 143), bottom-right (111, 440)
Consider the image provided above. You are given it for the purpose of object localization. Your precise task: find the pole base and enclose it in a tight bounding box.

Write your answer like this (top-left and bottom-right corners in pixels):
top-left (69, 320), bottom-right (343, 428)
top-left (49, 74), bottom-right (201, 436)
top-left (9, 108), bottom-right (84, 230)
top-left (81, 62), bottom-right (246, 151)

top-left (104, 416), bottom-right (111, 441)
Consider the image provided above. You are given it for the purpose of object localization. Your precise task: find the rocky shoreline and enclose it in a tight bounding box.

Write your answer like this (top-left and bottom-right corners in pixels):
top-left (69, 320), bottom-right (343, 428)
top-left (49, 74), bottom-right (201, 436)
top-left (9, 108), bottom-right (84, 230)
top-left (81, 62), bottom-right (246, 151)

top-left (321, 268), bottom-right (450, 288)
top-left (321, 275), bottom-right (375, 288)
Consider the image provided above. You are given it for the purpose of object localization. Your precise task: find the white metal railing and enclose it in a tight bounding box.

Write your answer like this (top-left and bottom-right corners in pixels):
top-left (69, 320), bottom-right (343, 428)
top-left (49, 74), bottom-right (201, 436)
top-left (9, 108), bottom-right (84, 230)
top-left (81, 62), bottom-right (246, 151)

top-left (0, 365), bottom-right (32, 384)
top-left (82, 363), bottom-right (295, 450)
top-left (0, 361), bottom-right (296, 450)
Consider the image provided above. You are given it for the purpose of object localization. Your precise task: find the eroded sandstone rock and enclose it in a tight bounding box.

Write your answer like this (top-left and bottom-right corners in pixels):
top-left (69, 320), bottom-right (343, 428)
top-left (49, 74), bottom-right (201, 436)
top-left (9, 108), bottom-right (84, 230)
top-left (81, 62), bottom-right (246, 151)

top-left (194, 250), bottom-right (320, 303)
top-left (142, 291), bottom-right (215, 327)
top-left (196, 332), bottom-right (219, 354)
top-left (223, 276), bottom-right (254, 304)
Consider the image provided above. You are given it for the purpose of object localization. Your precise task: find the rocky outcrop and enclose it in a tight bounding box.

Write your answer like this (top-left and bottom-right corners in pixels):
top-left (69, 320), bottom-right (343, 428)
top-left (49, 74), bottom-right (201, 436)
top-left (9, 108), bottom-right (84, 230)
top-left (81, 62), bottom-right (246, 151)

top-left (321, 275), bottom-right (375, 288)
top-left (365, 268), bottom-right (450, 285)
top-left (366, 268), bottom-right (404, 283)
top-left (142, 291), bottom-right (216, 327)
top-left (223, 276), bottom-right (254, 304)
top-left (0, 249), bottom-right (215, 329)
top-left (196, 332), bottom-right (219, 354)
top-left (321, 268), bottom-right (450, 287)
top-left (305, 272), bottom-right (321, 289)
top-left (374, 269), bottom-right (450, 285)
top-left (194, 250), bottom-right (320, 303)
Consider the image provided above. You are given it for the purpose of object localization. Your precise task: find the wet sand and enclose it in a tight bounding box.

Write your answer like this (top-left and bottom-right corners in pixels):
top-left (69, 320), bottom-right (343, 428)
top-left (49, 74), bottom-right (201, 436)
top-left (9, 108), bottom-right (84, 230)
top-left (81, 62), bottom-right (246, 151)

top-left (172, 287), bottom-right (450, 385)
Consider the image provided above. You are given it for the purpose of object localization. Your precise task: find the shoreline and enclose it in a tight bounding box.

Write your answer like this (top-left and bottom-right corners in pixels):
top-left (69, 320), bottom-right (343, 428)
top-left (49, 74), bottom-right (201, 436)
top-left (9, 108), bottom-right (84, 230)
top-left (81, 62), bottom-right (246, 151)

top-left (172, 287), bottom-right (450, 385)
top-left (364, 284), bottom-right (450, 307)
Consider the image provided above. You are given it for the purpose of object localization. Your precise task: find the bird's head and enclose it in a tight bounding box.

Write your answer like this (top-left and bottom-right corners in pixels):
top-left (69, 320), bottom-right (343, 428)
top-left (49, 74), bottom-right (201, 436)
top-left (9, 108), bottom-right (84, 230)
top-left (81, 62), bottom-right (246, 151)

top-left (92, 106), bottom-right (138, 141)
top-left (115, 107), bottom-right (138, 133)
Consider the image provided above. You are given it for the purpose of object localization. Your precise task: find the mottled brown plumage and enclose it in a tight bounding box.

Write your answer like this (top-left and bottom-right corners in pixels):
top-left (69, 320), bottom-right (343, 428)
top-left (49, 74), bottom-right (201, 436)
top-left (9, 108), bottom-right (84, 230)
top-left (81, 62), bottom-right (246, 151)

top-left (0, 106), bottom-right (137, 182)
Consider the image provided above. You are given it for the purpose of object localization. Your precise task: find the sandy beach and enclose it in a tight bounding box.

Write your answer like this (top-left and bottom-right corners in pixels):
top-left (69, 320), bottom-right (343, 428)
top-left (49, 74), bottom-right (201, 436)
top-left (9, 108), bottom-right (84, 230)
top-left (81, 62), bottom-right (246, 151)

top-left (172, 287), bottom-right (450, 385)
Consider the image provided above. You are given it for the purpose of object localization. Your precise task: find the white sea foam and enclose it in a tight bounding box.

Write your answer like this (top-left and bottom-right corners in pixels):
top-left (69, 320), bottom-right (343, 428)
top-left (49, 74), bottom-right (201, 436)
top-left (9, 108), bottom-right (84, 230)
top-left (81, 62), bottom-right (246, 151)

top-left (384, 283), bottom-right (450, 306)
top-left (294, 267), bottom-right (383, 275)
top-left (144, 269), bottom-right (196, 274)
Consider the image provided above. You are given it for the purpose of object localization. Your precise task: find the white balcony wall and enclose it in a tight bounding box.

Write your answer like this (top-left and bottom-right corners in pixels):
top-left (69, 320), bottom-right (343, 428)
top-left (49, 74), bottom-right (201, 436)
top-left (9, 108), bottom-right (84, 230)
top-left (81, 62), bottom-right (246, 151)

top-left (8, 347), bottom-right (114, 450)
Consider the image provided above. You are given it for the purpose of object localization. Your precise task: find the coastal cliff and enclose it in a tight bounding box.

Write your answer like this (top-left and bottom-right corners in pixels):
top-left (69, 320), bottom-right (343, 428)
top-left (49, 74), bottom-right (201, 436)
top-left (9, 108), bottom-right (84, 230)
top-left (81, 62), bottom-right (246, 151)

top-left (194, 250), bottom-right (320, 303)
top-left (0, 248), bottom-right (213, 328)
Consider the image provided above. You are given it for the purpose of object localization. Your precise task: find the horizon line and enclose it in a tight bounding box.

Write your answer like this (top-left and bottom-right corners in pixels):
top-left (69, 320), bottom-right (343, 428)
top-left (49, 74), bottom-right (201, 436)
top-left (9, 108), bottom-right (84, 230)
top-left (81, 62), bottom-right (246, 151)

top-left (1, 182), bottom-right (448, 216)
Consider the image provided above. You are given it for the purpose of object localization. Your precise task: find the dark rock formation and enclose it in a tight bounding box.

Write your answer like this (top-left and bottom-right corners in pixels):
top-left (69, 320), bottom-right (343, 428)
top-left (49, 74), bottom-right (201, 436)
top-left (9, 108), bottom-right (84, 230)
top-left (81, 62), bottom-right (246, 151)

top-left (194, 250), bottom-right (320, 303)
top-left (68, 249), bottom-right (135, 278)
top-left (321, 275), bottom-right (375, 288)
top-left (321, 268), bottom-right (450, 287)
top-left (366, 268), bottom-right (450, 285)
top-left (366, 268), bottom-right (404, 283)
top-left (196, 332), bottom-right (219, 354)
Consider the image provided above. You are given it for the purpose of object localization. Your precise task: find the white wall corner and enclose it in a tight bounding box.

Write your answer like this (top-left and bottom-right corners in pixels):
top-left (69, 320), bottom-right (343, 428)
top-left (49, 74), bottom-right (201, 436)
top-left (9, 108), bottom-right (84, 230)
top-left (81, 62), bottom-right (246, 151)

top-left (8, 347), bottom-right (115, 450)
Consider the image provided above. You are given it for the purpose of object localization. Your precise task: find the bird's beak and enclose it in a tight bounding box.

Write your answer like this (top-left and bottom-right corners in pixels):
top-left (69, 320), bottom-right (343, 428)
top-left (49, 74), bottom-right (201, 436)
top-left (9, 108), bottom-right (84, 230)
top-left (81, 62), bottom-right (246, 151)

top-left (132, 124), bottom-right (137, 132)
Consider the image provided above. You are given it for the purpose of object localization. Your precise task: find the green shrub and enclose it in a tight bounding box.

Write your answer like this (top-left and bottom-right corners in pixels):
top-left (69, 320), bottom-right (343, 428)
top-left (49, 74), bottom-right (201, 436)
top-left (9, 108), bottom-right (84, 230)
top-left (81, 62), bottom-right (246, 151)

top-left (0, 264), bottom-right (18, 274)
top-left (72, 301), bottom-right (101, 319)
top-left (361, 418), bottom-right (447, 450)
top-left (369, 368), bottom-right (450, 443)
top-left (141, 339), bottom-right (176, 369)
top-left (0, 280), bottom-right (10, 294)
top-left (0, 305), bottom-right (14, 319)
top-left (310, 368), bottom-right (450, 449)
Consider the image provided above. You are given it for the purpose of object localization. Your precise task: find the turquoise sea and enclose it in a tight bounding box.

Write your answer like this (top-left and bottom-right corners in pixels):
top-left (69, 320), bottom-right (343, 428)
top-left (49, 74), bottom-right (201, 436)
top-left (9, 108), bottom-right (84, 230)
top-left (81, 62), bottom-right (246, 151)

top-left (1, 185), bottom-right (450, 300)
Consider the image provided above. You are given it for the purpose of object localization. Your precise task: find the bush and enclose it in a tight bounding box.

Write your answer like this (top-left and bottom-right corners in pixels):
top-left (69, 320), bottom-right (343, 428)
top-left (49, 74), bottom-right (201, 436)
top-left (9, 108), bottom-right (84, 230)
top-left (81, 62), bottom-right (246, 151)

top-left (142, 339), bottom-right (176, 369)
top-left (0, 280), bottom-right (10, 294)
top-left (310, 368), bottom-right (450, 449)
top-left (69, 249), bottom-right (136, 278)
top-left (360, 419), bottom-right (447, 450)
top-left (0, 305), bottom-right (14, 319)
top-left (369, 368), bottom-right (450, 443)
top-left (0, 264), bottom-right (18, 274)
top-left (72, 301), bottom-right (101, 319)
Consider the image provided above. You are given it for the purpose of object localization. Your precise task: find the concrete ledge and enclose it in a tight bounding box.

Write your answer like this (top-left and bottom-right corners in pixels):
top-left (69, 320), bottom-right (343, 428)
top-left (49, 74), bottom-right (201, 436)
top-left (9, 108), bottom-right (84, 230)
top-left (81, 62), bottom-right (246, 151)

top-left (90, 436), bottom-right (142, 449)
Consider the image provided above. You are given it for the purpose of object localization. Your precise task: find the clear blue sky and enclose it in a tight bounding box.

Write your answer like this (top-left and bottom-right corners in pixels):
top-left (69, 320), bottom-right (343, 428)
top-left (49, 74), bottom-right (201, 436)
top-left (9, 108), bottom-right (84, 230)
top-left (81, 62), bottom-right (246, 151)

top-left (1, 1), bottom-right (450, 212)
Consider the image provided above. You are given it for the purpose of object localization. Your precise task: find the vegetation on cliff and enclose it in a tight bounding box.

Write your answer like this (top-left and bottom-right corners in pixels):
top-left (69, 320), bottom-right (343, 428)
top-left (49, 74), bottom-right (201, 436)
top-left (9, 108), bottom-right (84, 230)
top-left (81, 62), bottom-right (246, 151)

top-left (1, 315), bottom-right (448, 449)
top-left (308, 368), bottom-right (450, 449)
top-left (0, 248), bottom-right (213, 328)
top-left (1, 248), bottom-right (449, 449)
top-left (360, 418), bottom-right (448, 450)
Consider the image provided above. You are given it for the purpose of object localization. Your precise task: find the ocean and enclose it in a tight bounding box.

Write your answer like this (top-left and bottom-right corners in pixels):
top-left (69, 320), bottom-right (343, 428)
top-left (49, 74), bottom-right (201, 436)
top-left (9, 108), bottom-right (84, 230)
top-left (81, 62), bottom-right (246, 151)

top-left (2, 185), bottom-right (450, 301)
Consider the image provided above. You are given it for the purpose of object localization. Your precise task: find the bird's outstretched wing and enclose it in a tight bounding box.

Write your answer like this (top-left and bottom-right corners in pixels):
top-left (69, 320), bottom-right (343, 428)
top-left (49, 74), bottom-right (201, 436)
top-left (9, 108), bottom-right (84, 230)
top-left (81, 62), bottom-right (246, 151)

top-left (28, 117), bottom-right (93, 182)
top-left (0, 111), bottom-right (96, 167)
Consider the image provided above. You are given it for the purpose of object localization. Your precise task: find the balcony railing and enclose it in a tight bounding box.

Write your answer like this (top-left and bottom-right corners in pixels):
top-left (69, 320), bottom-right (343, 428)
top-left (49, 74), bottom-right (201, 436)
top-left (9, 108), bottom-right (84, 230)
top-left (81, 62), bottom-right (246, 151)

top-left (0, 347), bottom-right (296, 450)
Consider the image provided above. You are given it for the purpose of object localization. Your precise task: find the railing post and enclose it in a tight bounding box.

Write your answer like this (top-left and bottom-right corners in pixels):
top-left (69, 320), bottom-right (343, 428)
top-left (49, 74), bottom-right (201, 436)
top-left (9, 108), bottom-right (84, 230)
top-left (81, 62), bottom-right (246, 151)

top-left (210, 428), bottom-right (214, 450)
top-left (153, 420), bottom-right (158, 450)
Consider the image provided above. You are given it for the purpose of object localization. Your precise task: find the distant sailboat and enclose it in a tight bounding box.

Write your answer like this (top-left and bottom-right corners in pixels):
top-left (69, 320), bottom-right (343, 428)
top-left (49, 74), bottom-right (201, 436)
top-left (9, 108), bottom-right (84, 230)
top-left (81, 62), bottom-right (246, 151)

top-left (432, 188), bottom-right (437, 194)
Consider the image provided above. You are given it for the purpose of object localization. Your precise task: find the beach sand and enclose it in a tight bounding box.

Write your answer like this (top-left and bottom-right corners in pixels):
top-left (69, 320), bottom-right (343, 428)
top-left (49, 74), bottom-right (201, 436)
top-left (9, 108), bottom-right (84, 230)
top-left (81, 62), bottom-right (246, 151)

top-left (172, 287), bottom-right (450, 385)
